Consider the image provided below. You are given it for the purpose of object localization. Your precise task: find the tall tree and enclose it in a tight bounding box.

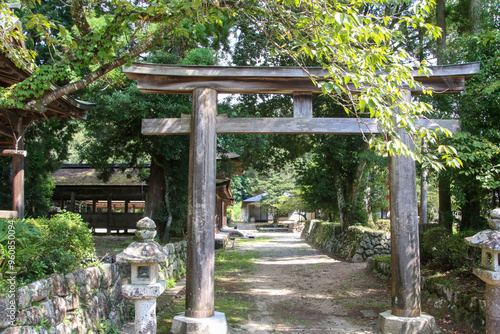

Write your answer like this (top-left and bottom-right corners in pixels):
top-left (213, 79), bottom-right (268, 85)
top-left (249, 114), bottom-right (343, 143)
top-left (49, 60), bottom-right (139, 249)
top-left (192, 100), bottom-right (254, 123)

top-left (432, 0), bottom-right (500, 231)
top-left (247, 165), bottom-right (306, 225)
top-left (436, 0), bottom-right (447, 63)
top-left (0, 0), bottom-right (232, 112)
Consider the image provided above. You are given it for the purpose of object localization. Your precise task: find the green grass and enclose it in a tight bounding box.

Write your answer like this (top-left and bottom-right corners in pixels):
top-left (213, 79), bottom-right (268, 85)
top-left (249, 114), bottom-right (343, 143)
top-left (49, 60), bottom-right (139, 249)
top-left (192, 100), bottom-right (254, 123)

top-left (374, 254), bottom-right (391, 265)
top-left (236, 237), bottom-right (273, 243)
top-left (214, 290), bottom-right (253, 326)
top-left (93, 236), bottom-right (133, 257)
top-left (215, 249), bottom-right (258, 277)
top-left (214, 248), bottom-right (259, 326)
top-left (157, 247), bottom-right (258, 332)
top-left (157, 295), bottom-right (185, 334)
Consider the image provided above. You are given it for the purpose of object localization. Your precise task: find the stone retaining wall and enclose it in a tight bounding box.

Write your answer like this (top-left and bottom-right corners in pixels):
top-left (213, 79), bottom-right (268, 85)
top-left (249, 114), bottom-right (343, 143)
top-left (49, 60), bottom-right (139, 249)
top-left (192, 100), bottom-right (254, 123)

top-left (161, 241), bottom-right (187, 280)
top-left (0, 263), bottom-right (127, 334)
top-left (0, 241), bottom-right (188, 334)
top-left (301, 220), bottom-right (390, 262)
top-left (368, 256), bottom-right (486, 331)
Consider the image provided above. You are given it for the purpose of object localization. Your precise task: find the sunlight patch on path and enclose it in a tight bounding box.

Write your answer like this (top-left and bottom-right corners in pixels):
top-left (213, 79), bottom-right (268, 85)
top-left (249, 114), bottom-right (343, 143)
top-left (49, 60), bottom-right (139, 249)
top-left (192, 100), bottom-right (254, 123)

top-left (229, 232), bottom-right (385, 334)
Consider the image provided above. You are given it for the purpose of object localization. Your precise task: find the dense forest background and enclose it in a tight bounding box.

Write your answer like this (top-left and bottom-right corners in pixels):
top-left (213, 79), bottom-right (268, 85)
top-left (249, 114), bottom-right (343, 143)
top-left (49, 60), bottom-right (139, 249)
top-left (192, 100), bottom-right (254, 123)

top-left (1, 0), bottom-right (499, 241)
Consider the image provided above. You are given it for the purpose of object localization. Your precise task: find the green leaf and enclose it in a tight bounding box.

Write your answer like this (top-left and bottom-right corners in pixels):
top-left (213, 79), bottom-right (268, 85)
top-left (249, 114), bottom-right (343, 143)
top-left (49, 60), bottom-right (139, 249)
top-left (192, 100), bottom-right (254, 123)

top-left (334, 13), bottom-right (344, 25)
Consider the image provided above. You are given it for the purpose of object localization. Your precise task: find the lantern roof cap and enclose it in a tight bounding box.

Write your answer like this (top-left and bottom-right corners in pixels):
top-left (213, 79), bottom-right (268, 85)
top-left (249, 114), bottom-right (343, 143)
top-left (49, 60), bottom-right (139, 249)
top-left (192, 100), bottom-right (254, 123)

top-left (116, 241), bottom-right (167, 263)
top-left (116, 217), bottom-right (167, 263)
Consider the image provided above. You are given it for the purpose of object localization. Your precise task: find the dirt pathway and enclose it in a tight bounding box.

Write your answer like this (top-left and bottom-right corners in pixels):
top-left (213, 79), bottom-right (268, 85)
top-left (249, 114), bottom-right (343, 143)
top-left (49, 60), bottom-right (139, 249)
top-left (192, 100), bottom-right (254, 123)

top-left (231, 232), bottom-right (390, 333)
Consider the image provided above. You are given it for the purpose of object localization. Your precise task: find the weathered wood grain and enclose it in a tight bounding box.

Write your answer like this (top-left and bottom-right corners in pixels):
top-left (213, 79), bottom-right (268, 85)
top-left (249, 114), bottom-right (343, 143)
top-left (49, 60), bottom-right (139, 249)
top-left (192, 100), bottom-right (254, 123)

top-left (390, 90), bottom-right (422, 317)
top-left (185, 88), bottom-right (217, 318)
top-left (142, 117), bottom-right (459, 135)
top-left (124, 63), bottom-right (479, 95)
top-left (133, 76), bottom-right (465, 95)
top-left (293, 92), bottom-right (313, 118)
top-left (124, 63), bottom-right (480, 79)
top-left (12, 122), bottom-right (24, 218)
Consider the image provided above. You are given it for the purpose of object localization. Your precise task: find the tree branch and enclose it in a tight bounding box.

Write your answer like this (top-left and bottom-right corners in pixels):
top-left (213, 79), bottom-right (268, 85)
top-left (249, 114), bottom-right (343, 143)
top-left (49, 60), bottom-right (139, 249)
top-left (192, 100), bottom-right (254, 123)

top-left (71, 0), bottom-right (92, 37)
top-left (31, 27), bottom-right (168, 110)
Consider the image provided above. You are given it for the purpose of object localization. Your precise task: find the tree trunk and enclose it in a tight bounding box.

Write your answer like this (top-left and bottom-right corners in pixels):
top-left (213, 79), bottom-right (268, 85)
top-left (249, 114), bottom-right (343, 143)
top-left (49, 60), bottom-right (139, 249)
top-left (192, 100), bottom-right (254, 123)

top-left (161, 174), bottom-right (173, 243)
top-left (436, 0), bottom-right (447, 65)
top-left (145, 157), bottom-right (166, 237)
top-left (469, 0), bottom-right (482, 34)
top-left (341, 160), bottom-right (367, 227)
top-left (334, 172), bottom-right (346, 227)
top-left (438, 176), bottom-right (453, 232)
top-left (436, 1), bottom-right (452, 232)
top-left (461, 185), bottom-right (486, 231)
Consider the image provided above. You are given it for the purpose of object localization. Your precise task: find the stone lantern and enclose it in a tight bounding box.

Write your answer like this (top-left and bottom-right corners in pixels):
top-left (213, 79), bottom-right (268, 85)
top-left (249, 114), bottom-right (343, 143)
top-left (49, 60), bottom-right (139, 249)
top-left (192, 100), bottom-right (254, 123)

top-left (117, 217), bottom-right (168, 334)
top-left (465, 208), bottom-right (500, 334)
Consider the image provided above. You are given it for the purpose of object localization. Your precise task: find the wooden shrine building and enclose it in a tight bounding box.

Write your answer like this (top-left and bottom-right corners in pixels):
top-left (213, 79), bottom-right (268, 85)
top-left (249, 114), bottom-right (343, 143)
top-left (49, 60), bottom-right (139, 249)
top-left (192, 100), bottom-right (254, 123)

top-left (52, 158), bottom-right (239, 233)
top-left (0, 6), bottom-right (93, 218)
top-left (51, 164), bottom-right (147, 233)
top-left (0, 52), bottom-right (93, 218)
top-left (123, 62), bottom-right (480, 333)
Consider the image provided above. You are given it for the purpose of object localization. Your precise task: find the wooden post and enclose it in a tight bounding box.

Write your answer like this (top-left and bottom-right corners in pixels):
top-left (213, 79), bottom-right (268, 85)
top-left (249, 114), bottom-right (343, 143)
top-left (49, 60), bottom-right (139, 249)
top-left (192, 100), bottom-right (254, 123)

top-left (70, 191), bottom-right (76, 212)
top-left (125, 200), bottom-right (129, 213)
top-left (12, 119), bottom-right (24, 218)
top-left (420, 139), bottom-right (428, 225)
top-left (293, 92), bottom-right (313, 118)
top-left (389, 90), bottom-right (421, 317)
top-left (185, 88), bottom-right (217, 318)
top-left (107, 195), bottom-right (112, 235)
top-left (92, 199), bottom-right (97, 213)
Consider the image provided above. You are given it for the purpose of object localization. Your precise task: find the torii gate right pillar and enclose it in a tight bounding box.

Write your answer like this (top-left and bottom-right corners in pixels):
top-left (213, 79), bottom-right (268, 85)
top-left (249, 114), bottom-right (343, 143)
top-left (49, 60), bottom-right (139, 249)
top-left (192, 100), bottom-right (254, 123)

top-left (378, 90), bottom-right (439, 334)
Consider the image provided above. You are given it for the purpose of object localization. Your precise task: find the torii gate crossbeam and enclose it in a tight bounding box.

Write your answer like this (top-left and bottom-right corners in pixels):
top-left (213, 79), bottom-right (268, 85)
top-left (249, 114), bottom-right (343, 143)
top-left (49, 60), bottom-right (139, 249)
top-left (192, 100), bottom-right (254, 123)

top-left (123, 63), bottom-right (479, 334)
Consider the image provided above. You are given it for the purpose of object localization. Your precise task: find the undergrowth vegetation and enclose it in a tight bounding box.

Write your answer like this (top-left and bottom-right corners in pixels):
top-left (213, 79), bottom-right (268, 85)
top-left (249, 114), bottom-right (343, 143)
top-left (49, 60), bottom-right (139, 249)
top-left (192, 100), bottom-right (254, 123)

top-left (0, 212), bottom-right (96, 293)
top-left (158, 245), bottom-right (259, 332)
top-left (420, 227), bottom-right (481, 272)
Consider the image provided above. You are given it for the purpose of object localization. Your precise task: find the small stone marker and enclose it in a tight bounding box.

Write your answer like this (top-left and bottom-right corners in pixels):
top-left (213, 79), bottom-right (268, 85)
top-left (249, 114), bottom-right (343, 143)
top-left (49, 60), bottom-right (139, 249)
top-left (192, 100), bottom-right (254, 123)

top-left (360, 310), bottom-right (379, 318)
top-left (465, 208), bottom-right (500, 334)
top-left (116, 217), bottom-right (168, 334)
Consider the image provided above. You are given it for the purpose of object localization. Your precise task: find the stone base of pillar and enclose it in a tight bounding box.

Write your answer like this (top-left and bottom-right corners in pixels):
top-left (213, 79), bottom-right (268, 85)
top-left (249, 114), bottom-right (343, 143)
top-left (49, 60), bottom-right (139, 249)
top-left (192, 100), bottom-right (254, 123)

top-left (170, 311), bottom-right (228, 334)
top-left (377, 310), bottom-right (441, 334)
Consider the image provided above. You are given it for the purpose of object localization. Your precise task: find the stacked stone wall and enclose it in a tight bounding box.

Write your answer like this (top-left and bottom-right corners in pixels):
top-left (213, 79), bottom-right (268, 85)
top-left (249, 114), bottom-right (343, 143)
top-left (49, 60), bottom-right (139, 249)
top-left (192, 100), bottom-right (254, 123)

top-left (161, 241), bottom-right (187, 280)
top-left (0, 240), bottom-right (188, 334)
top-left (301, 220), bottom-right (391, 262)
top-left (368, 256), bottom-right (486, 331)
top-left (0, 263), bottom-right (127, 334)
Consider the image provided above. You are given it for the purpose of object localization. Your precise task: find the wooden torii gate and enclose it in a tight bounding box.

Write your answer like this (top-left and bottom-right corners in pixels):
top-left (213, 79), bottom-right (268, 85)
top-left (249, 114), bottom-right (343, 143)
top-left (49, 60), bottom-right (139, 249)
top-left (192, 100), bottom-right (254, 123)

top-left (124, 63), bottom-right (479, 333)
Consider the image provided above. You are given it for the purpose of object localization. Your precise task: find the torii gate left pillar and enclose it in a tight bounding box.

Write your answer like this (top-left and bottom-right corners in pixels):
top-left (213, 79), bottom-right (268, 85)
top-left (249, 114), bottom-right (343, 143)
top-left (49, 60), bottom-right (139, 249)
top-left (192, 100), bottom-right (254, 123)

top-left (170, 88), bottom-right (228, 334)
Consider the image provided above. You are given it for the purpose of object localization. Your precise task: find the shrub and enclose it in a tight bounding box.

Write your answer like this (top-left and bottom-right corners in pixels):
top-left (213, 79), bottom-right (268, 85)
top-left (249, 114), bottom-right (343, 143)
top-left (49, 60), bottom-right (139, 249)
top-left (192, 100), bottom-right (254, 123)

top-left (373, 219), bottom-right (390, 232)
top-left (420, 227), bottom-right (481, 271)
top-left (0, 218), bottom-right (43, 292)
top-left (1, 212), bottom-right (96, 290)
top-left (30, 212), bottom-right (96, 276)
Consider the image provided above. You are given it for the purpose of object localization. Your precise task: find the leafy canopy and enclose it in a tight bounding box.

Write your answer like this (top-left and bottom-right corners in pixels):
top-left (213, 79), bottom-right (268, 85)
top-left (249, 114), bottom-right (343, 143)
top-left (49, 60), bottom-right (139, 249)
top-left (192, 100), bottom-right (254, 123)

top-left (257, 0), bottom-right (461, 169)
top-left (0, 0), bottom-right (233, 111)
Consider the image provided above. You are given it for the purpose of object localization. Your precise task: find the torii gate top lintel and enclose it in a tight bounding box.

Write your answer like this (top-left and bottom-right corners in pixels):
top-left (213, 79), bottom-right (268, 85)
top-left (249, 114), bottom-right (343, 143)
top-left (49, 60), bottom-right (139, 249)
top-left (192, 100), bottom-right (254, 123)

top-left (123, 62), bottom-right (480, 95)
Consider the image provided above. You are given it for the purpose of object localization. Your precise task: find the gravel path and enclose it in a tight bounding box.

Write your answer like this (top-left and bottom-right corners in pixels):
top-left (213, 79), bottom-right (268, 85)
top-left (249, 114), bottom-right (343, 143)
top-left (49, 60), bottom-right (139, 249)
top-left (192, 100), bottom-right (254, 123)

top-left (230, 232), bottom-right (390, 333)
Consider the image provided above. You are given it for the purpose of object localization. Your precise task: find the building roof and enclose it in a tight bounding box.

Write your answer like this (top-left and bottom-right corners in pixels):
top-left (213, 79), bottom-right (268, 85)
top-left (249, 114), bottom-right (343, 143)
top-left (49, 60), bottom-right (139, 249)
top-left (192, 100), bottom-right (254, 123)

top-left (243, 193), bottom-right (268, 203)
top-left (0, 7), bottom-right (93, 142)
top-left (52, 165), bottom-right (145, 186)
top-left (0, 53), bottom-right (94, 141)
